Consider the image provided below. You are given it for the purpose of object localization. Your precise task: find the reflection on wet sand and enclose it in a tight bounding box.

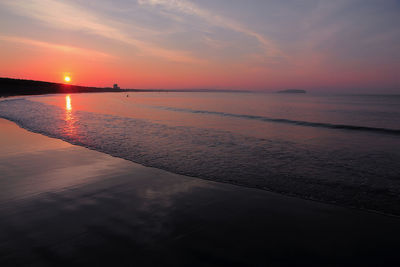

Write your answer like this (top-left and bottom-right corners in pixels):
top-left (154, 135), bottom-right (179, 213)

top-left (1, 116), bottom-right (400, 266)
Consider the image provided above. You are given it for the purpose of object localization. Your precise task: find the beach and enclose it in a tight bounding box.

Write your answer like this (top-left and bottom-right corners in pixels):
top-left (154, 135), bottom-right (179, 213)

top-left (2, 0), bottom-right (400, 265)
top-left (1, 117), bottom-right (400, 266)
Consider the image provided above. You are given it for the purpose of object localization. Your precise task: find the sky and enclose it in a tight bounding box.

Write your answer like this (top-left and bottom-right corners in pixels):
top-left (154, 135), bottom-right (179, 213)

top-left (0, 0), bottom-right (399, 93)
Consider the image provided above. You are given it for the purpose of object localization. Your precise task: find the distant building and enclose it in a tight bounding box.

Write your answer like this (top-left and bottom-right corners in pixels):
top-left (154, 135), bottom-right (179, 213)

top-left (113, 84), bottom-right (120, 90)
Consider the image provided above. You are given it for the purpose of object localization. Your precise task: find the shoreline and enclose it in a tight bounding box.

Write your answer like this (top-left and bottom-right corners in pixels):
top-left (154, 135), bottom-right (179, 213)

top-left (1, 118), bottom-right (400, 266)
top-left (2, 105), bottom-right (399, 218)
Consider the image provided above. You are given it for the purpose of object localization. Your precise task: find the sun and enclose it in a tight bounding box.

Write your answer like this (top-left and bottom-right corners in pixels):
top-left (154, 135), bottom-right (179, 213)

top-left (64, 76), bottom-right (71, 83)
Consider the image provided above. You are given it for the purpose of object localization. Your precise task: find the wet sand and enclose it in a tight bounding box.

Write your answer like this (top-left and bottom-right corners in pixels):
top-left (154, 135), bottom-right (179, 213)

top-left (0, 118), bottom-right (400, 266)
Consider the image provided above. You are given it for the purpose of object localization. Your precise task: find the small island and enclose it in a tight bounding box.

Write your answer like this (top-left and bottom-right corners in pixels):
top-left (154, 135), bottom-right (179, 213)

top-left (277, 89), bottom-right (306, 94)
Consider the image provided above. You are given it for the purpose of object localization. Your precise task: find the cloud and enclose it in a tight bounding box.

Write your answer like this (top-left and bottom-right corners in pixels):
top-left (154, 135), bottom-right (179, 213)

top-left (1, 0), bottom-right (203, 63)
top-left (137, 0), bottom-right (284, 58)
top-left (0, 35), bottom-right (113, 59)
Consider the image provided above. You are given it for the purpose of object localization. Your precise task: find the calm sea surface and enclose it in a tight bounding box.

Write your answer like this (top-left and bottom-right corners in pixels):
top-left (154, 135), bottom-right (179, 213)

top-left (1, 92), bottom-right (399, 214)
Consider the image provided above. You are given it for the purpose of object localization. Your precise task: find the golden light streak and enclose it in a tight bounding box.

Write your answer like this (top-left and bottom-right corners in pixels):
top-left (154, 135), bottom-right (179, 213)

top-left (66, 95), bottom-right (72, 111)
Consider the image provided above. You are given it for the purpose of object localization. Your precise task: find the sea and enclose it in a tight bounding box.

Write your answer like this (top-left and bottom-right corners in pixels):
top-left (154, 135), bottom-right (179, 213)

top-left (1, 92), bottom-right (399, 215)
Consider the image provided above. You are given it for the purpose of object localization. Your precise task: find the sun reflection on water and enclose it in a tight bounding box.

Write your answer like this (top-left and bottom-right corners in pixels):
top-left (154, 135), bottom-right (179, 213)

top-left (65, 95), bottom-right (77, 139)
top-left (66, 95), bottom-right (72, 111)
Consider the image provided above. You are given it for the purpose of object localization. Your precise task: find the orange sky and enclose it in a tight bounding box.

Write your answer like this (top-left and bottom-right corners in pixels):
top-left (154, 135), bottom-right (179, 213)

top-left (0, 0), bottom-right (399, 93)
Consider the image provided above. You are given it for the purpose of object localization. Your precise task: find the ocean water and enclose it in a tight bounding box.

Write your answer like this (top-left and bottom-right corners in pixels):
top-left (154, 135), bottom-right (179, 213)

top-left (1, 92), bottom-right (400, 215)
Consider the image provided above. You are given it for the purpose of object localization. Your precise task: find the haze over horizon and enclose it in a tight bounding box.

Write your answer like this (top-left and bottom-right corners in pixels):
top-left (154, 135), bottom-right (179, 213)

top-left (0, 0), bottom-right (399, 93)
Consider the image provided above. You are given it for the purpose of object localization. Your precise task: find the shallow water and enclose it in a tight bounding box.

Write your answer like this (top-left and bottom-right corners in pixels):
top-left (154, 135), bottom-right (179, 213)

top-left (1, 92), bottom-right (399, 214)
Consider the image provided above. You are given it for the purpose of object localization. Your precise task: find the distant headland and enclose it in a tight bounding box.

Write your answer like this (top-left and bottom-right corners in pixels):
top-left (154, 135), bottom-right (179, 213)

top-left (277, 89), bottom-right (306, 94)
top-left (0, 77), bottom-right (124, 97)
top-left (0, 77), bottom-right (252, 97)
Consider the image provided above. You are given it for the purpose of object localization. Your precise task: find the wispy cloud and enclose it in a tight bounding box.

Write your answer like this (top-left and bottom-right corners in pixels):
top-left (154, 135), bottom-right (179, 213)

top-left (137, 0), bottom-right (284, 58)
top-left (1, 0), bottom-right (202, 63)
top-left (0, 35), bottom-right (113, 59)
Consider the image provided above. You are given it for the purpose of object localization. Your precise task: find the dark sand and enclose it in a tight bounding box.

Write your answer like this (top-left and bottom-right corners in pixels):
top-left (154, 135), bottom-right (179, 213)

top-left (1, 118), bottom-right (400, 266)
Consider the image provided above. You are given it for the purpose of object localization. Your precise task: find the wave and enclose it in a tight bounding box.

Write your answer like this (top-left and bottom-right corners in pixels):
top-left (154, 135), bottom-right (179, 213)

top-left (1, 99), bottom-right (400, 216)
top-left (151, 105), bottom-right (400, 135)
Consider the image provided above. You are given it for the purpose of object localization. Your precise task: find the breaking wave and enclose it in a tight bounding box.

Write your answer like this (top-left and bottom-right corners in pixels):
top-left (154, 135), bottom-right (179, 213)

top-left (150, 105), bottom-right (400, 135)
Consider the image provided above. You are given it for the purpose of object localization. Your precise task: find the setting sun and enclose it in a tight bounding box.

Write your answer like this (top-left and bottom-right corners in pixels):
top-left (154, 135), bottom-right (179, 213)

top-left (64, 76), bottom-right (71, 83)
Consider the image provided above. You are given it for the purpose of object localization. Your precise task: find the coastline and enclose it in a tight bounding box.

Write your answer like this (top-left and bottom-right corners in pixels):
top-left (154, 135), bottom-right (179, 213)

top-left (2, 94), bottom-right (400, 217)
top-left (0, 77), bottom-right (252, 98)
top-left (1, 118), bottom-right (400, 266)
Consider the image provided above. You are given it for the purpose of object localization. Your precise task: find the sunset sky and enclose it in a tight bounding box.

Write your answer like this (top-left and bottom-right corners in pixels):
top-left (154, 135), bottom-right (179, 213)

top-left (0, 0), bottom-right (399, 92)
